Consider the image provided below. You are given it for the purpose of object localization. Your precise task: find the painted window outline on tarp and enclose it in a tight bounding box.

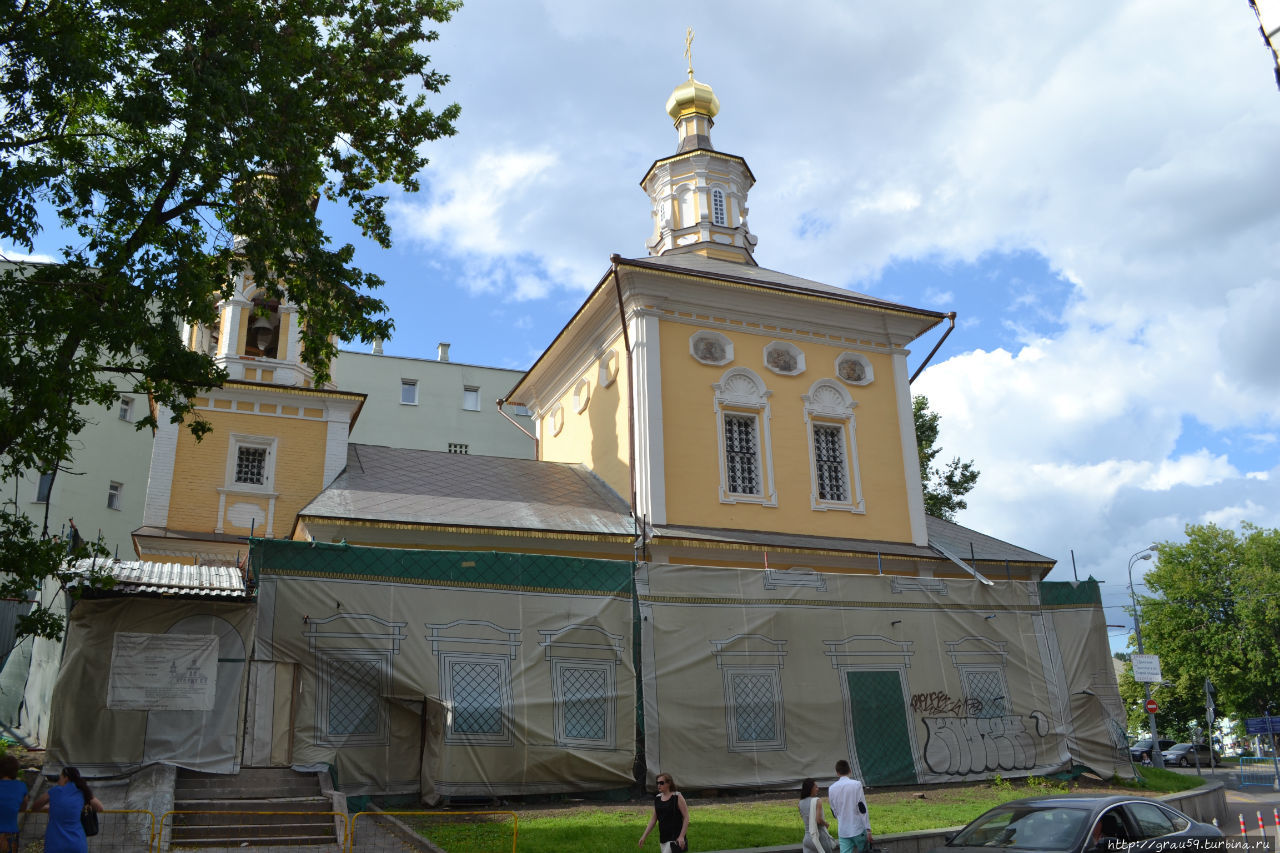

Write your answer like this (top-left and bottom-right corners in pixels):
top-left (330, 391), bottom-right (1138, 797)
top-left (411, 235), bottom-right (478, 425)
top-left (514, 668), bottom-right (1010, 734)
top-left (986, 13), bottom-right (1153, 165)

top-left (306, 613), bottom-right (406, 748)
top-left (712, 634), bottom-right (788, 752)
top-left (427, 620), bottom-right (520, 746)
top-left (540, 624), bottom-right (623, 750)
top-left (947, 636), bottom-right (1011, 719)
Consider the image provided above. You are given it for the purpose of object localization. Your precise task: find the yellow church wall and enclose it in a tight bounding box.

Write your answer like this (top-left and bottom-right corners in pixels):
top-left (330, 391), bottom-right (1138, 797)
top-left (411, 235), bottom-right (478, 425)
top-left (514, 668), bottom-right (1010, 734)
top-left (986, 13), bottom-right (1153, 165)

top-left (658, 319), bottom-right (914, 542)
top-left (538, 340), bottom-right (631, 504)
top-left (166, 408), bottom-right (330, 537)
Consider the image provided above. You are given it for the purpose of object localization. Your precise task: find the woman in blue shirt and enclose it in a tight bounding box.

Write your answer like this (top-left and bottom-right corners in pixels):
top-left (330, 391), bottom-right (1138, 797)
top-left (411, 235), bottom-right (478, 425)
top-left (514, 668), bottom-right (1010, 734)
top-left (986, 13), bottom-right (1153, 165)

top-left (0, 755), bottom-right (28, 852)
top-left (32, 766), bottom-right (102, 853)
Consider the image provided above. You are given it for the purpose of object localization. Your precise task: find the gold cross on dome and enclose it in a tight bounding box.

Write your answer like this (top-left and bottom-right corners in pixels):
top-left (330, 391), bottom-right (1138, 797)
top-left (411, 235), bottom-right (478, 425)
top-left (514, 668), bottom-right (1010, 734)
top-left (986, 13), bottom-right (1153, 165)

top-left (684, 27), bottom-right (695, 79)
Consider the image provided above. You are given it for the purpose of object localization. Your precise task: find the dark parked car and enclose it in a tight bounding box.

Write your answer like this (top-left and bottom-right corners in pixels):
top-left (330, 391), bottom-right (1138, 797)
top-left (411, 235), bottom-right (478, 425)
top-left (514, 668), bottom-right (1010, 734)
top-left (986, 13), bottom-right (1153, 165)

top-left (1163, 742), bottom-right (1221, 767)
top-left (930, 794), bottom-right (1222, 852)
top-left (1130, 738), bottom-right (1176, 763)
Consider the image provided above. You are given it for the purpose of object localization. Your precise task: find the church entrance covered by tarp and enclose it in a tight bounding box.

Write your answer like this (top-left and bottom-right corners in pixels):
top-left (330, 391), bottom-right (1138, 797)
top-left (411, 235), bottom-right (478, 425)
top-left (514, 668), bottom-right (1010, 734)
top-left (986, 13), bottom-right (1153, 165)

top-left (250, 539), bottom-right (1130, 796)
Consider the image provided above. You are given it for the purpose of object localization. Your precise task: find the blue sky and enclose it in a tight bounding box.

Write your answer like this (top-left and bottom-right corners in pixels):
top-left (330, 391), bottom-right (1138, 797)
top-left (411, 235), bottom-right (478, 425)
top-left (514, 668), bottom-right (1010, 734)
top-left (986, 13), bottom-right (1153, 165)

top-left (10, 1), bottom-right (1280, 653)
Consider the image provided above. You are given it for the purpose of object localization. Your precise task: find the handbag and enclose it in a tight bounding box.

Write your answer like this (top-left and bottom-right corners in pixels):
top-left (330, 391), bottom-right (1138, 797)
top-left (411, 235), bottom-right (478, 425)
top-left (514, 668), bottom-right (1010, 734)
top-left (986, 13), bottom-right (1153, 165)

top-left (809, 797), bottom-right (836, 853)
top-left (80, 802), bottom-right (99, 837)
top-left (660, 842), bottom-right (687, 853)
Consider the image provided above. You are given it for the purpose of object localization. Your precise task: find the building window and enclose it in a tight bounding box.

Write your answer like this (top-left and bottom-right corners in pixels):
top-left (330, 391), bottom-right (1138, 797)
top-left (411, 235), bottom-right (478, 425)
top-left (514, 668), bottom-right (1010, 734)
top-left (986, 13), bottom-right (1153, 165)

top-left (812, 425), bottom-right (849, 502)
top-left (713, 367), bottom-right (776, 506)
top-left (401, 379), bottom-right (418, 405)
top-left (803, 379), bottom-right (864, 513)
top-left (711, 188), bottom-right (727, 226)
top-left (448, 443), bottom-right (469, 454)
top-left (118, 396), bottom-right (133, 421)
top-left (509, 404), bottom-right (532, 417)
top-left (226, 435), bottom-right (276, 492)
top-left (107, 481), bottom-right (123, 510)
top-left (724, 414), bottom-right (762, 496)
top-left (462, 386), bottom-right (480, 411)
top-left (316, 651), bottom-right (392, 747)
top-left (35, 472), bottom-right (54, 503)
top-left (235, 446), bottom-right (267, 485)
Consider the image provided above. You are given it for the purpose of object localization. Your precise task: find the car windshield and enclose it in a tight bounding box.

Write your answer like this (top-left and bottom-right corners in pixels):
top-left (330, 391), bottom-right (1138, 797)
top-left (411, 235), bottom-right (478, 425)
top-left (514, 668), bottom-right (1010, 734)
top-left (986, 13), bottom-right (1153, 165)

top-left (951, 805), bottom-right (1090, 850)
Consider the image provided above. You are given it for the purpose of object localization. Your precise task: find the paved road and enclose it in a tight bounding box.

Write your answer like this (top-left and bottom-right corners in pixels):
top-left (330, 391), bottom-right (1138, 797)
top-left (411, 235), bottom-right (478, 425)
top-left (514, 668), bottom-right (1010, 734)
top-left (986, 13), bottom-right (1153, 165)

top-left (1160, 762), bottom-right (1280, 839)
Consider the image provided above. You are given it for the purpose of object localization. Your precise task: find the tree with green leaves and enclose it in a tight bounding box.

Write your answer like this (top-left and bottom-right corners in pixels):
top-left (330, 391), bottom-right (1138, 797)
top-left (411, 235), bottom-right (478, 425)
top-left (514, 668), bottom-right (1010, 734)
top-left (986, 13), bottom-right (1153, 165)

top-left (0, 0), bottom-right (460, 639)
top-left (1136, 523), bottom-right (1280, 723)
top-left (913, 395), bottom-right (980, 521)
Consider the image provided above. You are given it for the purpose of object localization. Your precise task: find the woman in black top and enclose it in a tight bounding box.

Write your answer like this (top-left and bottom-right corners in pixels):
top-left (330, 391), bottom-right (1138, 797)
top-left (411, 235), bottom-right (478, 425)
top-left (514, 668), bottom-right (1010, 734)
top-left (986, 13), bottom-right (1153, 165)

top-left (638, 772), bottom-right (689, 852)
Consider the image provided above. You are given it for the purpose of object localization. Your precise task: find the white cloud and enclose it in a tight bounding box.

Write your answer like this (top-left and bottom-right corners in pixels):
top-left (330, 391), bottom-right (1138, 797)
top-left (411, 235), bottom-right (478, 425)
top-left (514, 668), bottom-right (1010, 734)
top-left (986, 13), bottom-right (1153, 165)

top-left (0, 247), bottom-right (58, 264)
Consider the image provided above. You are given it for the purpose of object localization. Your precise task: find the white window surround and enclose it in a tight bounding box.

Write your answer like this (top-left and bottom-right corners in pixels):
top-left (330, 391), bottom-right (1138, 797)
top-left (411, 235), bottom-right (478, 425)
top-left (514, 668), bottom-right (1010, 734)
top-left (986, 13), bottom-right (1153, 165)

top-left (713, 367), bottom-right (776, 506)
top-left (573, 378), bottom-right (590, 413)
top-left (598, 350), bottom-right (619, 388)
top-left (803, 379), bottom-right (864, 513)
top-left (107, 481), bottom-right (123, 510)
top-left (462, 386), bottom-right (480, 411)
top-left (549, 405), bottom-right (564, 436)
top-left (400, 379), bottom-right (418, 405)
top-left (835, 352), bottom-right (874, 385)
top-left (118, 396), bottom-right (133, 421)
top-left (690, 330), bottom-right (734, 366)
top-left (763, 340), bottom-right (805, 376)
top-left (711, 188), bottom-right (727, 226)
top-left (223, 434), bottom-right (278, 493)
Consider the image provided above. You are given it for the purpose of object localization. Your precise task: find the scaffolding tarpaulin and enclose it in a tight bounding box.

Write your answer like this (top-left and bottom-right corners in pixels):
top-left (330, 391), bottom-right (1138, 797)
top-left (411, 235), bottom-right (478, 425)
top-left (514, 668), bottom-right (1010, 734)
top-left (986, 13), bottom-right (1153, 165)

top-left (637, 563), bottom-right (1130, 789)
top-left (252, 540), bottom-right (637, 797)
top-left (45, 599), bottom-right (255, 775)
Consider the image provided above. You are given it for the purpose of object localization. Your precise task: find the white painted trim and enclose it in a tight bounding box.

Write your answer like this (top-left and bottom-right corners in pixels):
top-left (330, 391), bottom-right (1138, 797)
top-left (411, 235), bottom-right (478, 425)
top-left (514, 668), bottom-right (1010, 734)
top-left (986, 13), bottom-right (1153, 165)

top-left (142, 406), bottom-right (179, 527)
top-left (323, 417), bottom-right (350, 489)
top-left (802, 379), bottom-right (864, 513)
top-left (713, 367), bottom-right (777, 507)
top-left (633, 312), bottom-right (667, 525)
top-left (894, 353), bottom-right (929, 545)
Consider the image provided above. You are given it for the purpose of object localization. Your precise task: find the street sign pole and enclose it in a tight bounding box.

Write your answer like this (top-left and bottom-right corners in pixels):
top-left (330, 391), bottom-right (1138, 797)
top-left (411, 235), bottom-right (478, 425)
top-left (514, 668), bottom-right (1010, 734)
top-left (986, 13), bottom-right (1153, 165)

top-left (1205, 679), bottom-right (1217, 770)
top-left (1268, 709), bottom-right (1280, 792)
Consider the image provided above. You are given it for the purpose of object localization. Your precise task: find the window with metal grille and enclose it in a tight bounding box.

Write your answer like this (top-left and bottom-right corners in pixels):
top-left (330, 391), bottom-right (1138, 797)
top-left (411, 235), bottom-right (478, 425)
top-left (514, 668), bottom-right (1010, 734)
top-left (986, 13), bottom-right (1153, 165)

top-left (235, 446), bottom-right (267, 485)
top-left (448, 443), bottom-right (469, 454)
top-left (712, 189), bottom-right (726, 226)
top-left (724, 667), bottom-right (786, 751)
top-left (723, 414), bottom-right (761, 495)
top-left (106, 482), bottom-right (122, 510)
top-left (813, 425), bottom-right (848, 502)
top-left (443, 654), bottom-right (511, 744)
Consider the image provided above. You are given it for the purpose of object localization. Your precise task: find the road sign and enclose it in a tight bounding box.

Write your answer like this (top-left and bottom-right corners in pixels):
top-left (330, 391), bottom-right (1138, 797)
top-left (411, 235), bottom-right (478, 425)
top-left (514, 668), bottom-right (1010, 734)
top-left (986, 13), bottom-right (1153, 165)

top-left (1132, 654), bottom-right (1163, 683)
top-left (1145, 698), bottom-right (1159, 714)
top-left (1245, 716), bottom-right (1280, 735)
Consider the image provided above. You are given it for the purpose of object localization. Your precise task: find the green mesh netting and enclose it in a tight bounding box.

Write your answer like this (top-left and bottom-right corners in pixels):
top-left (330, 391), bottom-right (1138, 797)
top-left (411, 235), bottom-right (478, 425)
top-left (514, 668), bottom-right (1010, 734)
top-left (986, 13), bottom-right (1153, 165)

top-left (1038, 578), bottom-right (1102, 607)
top-left (250, 538), bottom-right (633, 594)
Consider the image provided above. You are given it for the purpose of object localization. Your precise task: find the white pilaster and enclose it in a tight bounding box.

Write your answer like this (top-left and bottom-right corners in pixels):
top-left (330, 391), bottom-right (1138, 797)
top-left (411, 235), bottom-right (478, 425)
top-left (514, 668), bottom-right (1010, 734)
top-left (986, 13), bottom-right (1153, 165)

top-left (631, 310), bottom-right (666, 525)
top-left (893, 352), bottom-right (929, 546)
top-left (323, 401), bottom-right (357, 487)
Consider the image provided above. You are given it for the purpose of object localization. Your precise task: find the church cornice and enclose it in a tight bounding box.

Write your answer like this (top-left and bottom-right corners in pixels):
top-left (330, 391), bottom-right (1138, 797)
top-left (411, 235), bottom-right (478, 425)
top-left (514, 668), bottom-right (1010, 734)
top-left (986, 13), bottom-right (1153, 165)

top-left (640, 148), bottom-right (755, 188)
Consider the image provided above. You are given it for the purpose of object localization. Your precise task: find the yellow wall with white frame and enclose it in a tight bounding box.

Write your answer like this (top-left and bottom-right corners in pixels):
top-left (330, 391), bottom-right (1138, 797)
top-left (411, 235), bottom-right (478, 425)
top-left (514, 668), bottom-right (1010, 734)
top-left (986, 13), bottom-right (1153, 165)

top-left (659, 319), bottom-right (914, 542)
top-left (538, 338), bottom-right (631, 504)
top-left (165, 405), bottom-right (330, 536)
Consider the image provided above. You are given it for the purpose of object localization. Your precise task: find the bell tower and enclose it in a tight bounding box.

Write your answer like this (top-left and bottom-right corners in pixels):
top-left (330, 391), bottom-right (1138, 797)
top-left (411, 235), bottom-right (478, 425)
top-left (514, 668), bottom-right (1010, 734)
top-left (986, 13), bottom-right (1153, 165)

top-left (641, 35), bottom-right (757, 264)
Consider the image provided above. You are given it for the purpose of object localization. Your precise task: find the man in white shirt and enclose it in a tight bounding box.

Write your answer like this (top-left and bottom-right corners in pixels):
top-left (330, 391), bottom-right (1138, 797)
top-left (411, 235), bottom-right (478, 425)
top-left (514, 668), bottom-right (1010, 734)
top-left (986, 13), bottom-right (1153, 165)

top-left (826, 759), bottom-right (873, 853)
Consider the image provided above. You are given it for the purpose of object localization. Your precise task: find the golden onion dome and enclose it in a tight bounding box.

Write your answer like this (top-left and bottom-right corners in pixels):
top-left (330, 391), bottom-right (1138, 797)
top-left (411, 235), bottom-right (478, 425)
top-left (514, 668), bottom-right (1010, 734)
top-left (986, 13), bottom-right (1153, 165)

top-left (665, 77), bottom-right (720, 121)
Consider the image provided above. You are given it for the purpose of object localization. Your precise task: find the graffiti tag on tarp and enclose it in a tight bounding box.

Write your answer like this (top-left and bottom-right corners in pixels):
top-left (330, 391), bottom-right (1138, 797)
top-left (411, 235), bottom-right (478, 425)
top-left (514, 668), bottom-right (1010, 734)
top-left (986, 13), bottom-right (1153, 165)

top-left (922, 715), bottom-right (1037, 774)
top-left (911, 691), bottom-right (983, 717)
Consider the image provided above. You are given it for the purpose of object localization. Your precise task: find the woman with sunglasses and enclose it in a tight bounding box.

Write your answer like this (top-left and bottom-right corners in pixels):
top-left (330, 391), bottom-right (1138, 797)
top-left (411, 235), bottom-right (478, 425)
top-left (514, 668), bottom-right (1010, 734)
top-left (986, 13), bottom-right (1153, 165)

top-left (638, 772), bottom-right (689, 852)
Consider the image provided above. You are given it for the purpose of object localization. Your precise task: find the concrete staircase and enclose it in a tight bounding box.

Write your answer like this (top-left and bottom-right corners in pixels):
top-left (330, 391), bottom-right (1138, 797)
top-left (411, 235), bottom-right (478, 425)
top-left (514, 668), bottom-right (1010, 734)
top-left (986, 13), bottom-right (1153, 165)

top-left (170, 767), bottom-right (343, 848)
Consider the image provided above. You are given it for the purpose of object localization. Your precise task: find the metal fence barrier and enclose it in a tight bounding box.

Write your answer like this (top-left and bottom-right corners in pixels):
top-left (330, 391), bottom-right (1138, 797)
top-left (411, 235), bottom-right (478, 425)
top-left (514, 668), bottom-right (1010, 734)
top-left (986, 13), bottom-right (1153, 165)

top-left (18, 808), bottom-right (156, 851)
top-left (1238, 756), bottom-right (1280, 788)
top-left (348, 810), bottom-right (518, 853)
top-left (158, 809), bottom-right (348, 852)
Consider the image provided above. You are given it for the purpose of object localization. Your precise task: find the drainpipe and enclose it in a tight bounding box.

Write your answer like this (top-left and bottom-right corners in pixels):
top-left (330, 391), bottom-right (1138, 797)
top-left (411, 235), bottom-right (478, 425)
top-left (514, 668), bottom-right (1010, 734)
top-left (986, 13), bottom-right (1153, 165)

top-left (495, 399), bottom-right (538, 445)
top-left (609, 254), bottom-right (638, 517)
top-left (909, 312), bottom-right (957, 384)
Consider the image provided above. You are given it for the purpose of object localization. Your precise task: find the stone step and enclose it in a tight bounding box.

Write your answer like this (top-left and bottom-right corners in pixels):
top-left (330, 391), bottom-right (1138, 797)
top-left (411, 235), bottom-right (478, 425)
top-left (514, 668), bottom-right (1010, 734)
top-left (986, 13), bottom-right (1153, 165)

top-left (172, 819), bottom-right (335, 839)
top-left (176, 768), bottom-right (322, 800)
top-left (172, 804), bottom-right (336, 825)
top-left (173, 797), bottom-right (334, 814)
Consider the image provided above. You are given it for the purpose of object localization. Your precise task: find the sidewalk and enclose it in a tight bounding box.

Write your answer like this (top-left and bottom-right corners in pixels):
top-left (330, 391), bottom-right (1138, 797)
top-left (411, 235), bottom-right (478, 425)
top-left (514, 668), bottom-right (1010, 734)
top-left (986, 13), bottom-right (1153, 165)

top-left (1163, 763), bottom-right (1280, 839)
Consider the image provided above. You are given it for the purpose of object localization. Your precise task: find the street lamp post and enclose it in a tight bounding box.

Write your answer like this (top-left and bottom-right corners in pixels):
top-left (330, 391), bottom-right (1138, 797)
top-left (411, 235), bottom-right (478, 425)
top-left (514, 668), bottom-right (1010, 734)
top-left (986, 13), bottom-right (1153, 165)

top-left (1128, 546), bottom-right (1164, 768)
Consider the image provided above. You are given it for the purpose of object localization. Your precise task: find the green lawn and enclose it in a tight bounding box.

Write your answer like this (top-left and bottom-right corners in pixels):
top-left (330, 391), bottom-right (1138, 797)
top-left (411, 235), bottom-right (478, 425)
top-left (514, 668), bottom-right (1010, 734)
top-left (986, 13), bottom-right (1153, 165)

top-left (397, 770), bottom-right (1205, 853)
